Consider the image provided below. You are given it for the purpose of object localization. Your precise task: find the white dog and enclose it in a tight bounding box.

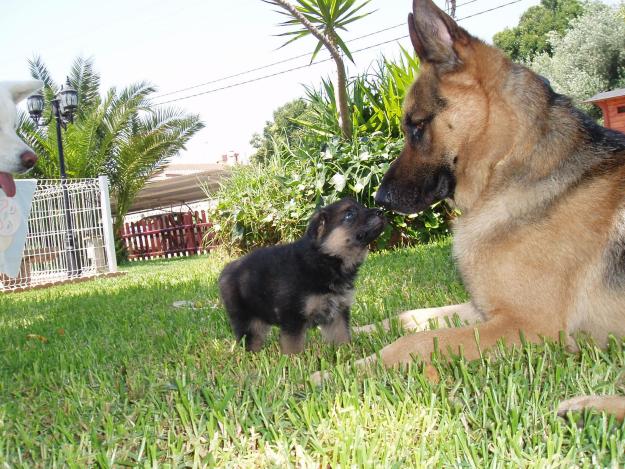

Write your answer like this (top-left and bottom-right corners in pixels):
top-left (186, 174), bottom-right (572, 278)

top-left (0, 80), bottom-right (43, 197)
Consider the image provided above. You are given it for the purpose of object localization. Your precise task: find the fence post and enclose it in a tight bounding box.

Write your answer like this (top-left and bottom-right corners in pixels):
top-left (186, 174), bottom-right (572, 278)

top-left (98, 175), bottom-right (118, 273)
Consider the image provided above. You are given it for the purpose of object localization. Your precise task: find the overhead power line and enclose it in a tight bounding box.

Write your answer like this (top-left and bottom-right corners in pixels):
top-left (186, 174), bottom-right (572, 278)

top-left (153, 0), bottom-right (522, 107)
top-left (151, 0), bottom-right (487, 100)
top-left (153, 37), bottom-right (399, 106)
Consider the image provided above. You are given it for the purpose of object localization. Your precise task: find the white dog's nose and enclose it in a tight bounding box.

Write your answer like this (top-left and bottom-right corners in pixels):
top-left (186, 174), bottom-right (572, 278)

top-left (20, 150), bottom-right (37, 170)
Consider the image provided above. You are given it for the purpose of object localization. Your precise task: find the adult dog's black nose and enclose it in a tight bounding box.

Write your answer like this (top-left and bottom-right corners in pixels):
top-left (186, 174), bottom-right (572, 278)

top-left (375, 185), bottom-right (391, 208)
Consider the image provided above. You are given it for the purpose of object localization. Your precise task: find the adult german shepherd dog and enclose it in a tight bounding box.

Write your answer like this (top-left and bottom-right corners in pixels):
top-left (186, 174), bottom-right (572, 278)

top-left (314, 0), bottom-right (625, 421)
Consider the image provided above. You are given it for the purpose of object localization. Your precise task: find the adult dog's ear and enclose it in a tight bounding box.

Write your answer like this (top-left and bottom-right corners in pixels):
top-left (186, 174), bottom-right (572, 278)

top-left (408, 0), bottom-right (465, 70)
top-left (306, 210), bottom-right (328, 242)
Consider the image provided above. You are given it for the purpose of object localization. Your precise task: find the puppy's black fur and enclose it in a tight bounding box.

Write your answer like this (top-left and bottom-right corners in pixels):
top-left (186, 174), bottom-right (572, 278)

top-left (219, 198), bottom-right (386, 354)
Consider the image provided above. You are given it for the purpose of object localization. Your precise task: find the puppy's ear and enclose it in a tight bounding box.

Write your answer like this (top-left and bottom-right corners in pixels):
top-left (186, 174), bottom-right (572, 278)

top-left (306, 210), bottom-right (327, 241)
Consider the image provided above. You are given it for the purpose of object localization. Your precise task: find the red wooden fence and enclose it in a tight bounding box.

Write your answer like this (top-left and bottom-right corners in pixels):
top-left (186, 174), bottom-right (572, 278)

top-left (121, 211), bottom-right (216, 261)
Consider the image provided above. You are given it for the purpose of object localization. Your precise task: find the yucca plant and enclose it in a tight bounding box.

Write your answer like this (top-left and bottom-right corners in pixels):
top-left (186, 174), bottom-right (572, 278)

top-left (211, 49), bottom-right (452, 251)
top-left (292, 47), bottom-right (420, 139)
top-left (264, 0), bottom-right (374, 140)
top-left (18, 56), bottom-right (204, 249)
top-left (355, 47), bottom-right (420, 136)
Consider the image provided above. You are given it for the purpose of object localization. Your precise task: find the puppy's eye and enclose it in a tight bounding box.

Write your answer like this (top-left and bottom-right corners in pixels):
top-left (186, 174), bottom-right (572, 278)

top-left (343, 210), bottom-right (355, 222)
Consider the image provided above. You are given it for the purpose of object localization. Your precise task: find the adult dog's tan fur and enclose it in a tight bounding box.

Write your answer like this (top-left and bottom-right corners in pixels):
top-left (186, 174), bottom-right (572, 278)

top-left (313, 0), bottom-right (625, 421)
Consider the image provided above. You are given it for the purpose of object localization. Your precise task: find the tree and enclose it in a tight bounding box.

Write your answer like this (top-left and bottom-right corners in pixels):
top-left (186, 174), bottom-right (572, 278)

top-left (530, 2), bottom-right (625, 116)
top-left (493, 0), bottom-right (583, 62)
top-left (250, 98), bottom-right (310, 163)
top-left (264, 0), bottom-right (374, 140)
top-left (18, 56), bottom-right (204, 242)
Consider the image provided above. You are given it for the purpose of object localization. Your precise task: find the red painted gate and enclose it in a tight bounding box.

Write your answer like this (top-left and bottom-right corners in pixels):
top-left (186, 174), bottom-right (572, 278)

top-left (121, 211), bottom-right (216, 260)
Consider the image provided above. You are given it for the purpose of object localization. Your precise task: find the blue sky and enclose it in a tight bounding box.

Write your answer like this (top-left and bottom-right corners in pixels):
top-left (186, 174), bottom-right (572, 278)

top-left (3, 0), bottom-right (541, 163)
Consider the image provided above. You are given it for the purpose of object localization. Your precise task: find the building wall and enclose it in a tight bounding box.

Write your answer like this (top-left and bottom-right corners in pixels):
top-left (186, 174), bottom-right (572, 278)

top-left (597, 96), bottom-right (625, 133)
top-left (607, 97), bottom-right (625, 133)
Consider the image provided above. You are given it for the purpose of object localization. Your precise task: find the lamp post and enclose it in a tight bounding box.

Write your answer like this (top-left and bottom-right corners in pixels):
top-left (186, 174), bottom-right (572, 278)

top-left (27, 78), bottom-right (82, 276)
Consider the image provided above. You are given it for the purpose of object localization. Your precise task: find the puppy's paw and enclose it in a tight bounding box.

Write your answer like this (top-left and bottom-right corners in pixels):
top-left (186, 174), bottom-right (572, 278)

top-left (310, 370), bottom-right (331, 386)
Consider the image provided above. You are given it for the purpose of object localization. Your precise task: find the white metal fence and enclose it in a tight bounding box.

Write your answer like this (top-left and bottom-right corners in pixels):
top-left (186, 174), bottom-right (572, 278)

top-left (0, 176), bottom-right (117, 292)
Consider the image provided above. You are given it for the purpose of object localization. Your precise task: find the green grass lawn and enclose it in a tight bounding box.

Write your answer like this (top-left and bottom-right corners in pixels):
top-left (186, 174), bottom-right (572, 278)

top-left (1, 239), bottom-right (624, 467)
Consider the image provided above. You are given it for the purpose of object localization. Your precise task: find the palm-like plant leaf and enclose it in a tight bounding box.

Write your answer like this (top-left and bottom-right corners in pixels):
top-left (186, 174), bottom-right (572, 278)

top-left (18, 56), bottom-right (204, 244)
top-left (265, 0), bottom-right (374, 63)
top-left (28, 56), bottom-right (57, 92)
top-left (69, 57), bottom-right (101, 118)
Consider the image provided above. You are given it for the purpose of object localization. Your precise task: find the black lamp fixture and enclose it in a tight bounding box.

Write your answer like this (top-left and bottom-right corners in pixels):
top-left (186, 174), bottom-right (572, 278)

top-left (26, 78), bottom-right (81, 276)
top-left (26, 90), bottom-right (44, 123)
top-left (27, 77), bottom-right (78, 128)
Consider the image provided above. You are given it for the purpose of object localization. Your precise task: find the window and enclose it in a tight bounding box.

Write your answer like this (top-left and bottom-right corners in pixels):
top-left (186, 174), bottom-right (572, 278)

top-left (617, 106), bottom-right (625, 114)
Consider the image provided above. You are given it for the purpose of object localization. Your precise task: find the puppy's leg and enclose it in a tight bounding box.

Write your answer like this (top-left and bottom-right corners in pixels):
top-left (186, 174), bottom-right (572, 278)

top-left (244, 319), bottom-right (271, 352)
top-left (353, 302), bottom-right (481, 334)
top-left (229, 316), bottom-right (270, 352)
top-left (557, 395), bottom-right (625, 422)
top-left (320, 310), bottom-right (351, 345)
top-left (280, 327), bottom-right (307, 354)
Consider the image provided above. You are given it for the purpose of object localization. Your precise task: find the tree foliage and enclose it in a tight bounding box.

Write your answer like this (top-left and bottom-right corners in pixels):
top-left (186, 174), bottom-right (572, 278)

top-left (250, 98), bottom-right (310, 163)
top-left (214, 51), bottom-right (453, 251)
top-left (264, 0), bottom-right (374, 140)
top-left (493, 0), bottom-right (583, 62)
top-left (18, 56), bottom-right (204, 241)
top-left (530, 2), bottom-right (625, 115)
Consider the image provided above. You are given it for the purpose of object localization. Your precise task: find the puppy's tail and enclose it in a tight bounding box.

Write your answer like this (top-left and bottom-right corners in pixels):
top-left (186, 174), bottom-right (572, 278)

top-left (558, 395), bottom-right (625, 422)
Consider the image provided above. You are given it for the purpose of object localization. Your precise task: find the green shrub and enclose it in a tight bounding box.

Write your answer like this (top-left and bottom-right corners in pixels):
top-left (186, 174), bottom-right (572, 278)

top-left (208, 50), bottom-right (454, 252)
top-left (294, 47), bottom-right (419, 140)
top-left (207, 135), bottom-right (453, 252)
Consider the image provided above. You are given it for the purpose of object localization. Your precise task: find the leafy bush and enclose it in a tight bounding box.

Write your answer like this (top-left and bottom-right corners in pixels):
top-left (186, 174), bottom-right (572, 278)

top-left (208, 51), bottom-right (454, 252)
top-left (530, 2), bottom-right (625, 116)
top-left (493, 0), bottom-right (583, 62)
top-left (295, 47), bottom-right (419, 139)
top-left (249, 98), bottom-right (310, 164)
top-left (208, 134), bottom-right (452, 252)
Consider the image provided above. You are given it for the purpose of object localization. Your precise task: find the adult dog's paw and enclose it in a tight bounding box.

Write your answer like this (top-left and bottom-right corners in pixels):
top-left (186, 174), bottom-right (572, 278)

top-left (309, 370), bottom-right (331, 386)
top-left (557, 395), bottom-right (625, 422)
top-left (352, 324), bottom-right (377, 334)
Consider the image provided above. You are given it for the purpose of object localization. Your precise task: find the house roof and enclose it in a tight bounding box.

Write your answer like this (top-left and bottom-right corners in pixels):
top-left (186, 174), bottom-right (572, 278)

top-left (162, 163), bottom-right (225, 171)
top-left (113, 167), bottom-right (232, 214)
top-left (585, 88), bottom-right (625, 103)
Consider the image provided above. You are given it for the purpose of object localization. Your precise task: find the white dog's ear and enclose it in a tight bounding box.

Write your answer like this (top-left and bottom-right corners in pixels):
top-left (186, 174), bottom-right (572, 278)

top-left (1, 80), bottom-right (44, 104)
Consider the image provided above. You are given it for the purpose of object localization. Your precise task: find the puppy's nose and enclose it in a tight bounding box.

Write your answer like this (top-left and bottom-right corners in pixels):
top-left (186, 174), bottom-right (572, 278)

top-left (20, 151), bottom-right (37, 169)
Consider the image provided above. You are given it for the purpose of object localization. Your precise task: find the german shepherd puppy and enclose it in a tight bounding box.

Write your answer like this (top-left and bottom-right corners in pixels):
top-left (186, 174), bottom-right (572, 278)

top-left (313, 0), bottom-right (625, 421)
top-left (219, 198), bottom-right (385, 354)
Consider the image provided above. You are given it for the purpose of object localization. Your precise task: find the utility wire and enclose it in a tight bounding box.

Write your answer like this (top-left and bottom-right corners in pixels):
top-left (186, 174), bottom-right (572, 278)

top-left (153, 0), bottom-right (521, 106)
top-left (152, 0), bottom-right (487, 100)
top-left (152, 21), bottom-right (412, 100)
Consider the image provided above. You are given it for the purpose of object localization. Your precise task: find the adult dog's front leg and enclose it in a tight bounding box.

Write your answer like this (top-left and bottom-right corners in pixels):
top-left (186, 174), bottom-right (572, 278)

top-left (354, 316), bottom-right (553, 369)
top-left (310, 317), bottom-right (538, 384)
top-left (353, 302), bottom-right (482, 334)
top-left (558, 395), bottom-right (625, 422)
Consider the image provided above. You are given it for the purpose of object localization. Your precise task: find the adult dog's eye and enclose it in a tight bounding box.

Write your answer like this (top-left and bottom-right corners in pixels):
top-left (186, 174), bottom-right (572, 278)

top-left (409, 121), bottom-right (426, 143)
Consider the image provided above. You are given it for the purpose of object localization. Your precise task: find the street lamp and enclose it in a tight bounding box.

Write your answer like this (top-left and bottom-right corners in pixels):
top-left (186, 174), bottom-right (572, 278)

top-left (27, 78), bottom-right (82, 276)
